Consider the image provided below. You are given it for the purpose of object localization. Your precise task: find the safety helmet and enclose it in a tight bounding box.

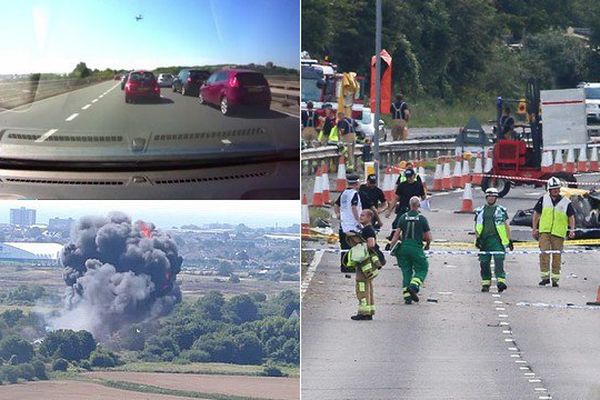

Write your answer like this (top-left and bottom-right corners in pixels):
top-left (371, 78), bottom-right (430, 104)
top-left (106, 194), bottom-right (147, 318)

top-left (485, 187), bottom-right (499, 197)
top-left (547, 176), bottom-right (561, 190)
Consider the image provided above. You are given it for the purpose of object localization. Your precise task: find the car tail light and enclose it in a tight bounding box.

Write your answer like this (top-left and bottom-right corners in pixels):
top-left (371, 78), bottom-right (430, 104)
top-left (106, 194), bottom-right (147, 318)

top-left (228, 76), bottom-right (239, 88)
top-left (154, 85), bottom-right (160, 92)
top-left (187, 77), bottom-right (192, 83)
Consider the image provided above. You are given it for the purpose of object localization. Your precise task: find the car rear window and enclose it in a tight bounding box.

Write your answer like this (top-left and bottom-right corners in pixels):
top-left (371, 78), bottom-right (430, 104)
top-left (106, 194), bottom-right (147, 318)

top-left (237, 73), bottom-right (268, 86)
top-left (130, 72), bottom-right (155, 81)
top-left (190, 71), bottom-right (211, 80)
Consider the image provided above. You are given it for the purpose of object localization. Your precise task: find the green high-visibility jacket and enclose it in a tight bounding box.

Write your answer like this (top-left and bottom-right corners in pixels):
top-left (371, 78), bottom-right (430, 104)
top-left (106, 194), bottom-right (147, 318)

top-left (474, 204), bottom-right (510, 246)
top-left (539, 194), bottom-right (570, 238)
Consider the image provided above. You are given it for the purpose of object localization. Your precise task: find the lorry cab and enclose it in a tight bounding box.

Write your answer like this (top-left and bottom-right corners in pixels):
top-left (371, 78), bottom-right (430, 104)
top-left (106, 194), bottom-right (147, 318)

top-left (577, 82), bottom-right (600, 124)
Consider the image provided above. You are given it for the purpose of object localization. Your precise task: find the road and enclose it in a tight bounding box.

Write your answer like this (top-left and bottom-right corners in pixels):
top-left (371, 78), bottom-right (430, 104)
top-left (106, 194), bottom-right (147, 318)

top-left (0, 80), bottom-right (298, 140)
top-left (302, 184), bottom-right (600, 400)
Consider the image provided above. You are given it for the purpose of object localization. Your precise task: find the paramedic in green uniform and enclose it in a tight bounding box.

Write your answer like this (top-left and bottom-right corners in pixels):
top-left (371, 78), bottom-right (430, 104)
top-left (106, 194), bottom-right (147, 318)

top-left (389, 196), bottom-right (432, 304)
top-left (474, 187), bottom-right (514, 293)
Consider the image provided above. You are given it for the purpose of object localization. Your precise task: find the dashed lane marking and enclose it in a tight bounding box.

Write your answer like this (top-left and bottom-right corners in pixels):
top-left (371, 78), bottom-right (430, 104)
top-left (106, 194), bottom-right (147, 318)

top-left (65, 113), bottom-right (79, 121)
top-left (92, 99), bottom-right (98, 103)
top-left (82, 104), bottom-right (91, 110)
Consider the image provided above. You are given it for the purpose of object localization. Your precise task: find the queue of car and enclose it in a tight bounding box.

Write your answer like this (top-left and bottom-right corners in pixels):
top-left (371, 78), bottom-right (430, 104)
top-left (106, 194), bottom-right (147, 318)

top-left (119, 68), bottom-right (272, 114)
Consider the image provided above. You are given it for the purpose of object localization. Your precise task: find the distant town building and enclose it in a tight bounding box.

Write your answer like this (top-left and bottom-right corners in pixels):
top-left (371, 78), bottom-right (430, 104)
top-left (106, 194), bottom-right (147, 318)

top-left (48, 217), bottom-right (74, 234)
top-left (0, 242), bottom-right (63, 266)
top-left (10, 207), bottom-right (36, 227)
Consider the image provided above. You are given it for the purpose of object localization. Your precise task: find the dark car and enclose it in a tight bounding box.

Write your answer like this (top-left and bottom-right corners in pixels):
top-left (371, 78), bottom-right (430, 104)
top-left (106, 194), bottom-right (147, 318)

top-left (124, 70), bottom-right (160, 103)
top-left (199, 69), bottom-right (271, 115)
top-left (172, 69), bottom-right (211, 96)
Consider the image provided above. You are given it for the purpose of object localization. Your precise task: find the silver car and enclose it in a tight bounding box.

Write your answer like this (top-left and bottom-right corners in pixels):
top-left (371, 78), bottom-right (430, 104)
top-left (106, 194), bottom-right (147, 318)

top-left (157, 73), bottom-right (174, 88)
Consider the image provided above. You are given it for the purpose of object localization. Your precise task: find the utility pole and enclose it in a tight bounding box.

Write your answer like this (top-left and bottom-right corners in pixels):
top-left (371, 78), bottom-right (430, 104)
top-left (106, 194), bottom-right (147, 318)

top-left (374, 0), bottom-right (382, 183)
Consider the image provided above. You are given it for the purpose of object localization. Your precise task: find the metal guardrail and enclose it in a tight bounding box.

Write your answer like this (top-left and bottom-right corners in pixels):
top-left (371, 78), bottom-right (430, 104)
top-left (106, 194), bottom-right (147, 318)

top-left (302, 138), bottom-right (458, 175)
top-left (0, 78), bottom-right (110, 109)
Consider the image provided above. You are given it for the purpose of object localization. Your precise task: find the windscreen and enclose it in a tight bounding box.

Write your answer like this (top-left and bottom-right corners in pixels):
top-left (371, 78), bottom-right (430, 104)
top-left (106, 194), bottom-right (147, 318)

top-left (585, 87), bottom-right (600, 100)
top-left (0, 0), bottom-right (300, 165)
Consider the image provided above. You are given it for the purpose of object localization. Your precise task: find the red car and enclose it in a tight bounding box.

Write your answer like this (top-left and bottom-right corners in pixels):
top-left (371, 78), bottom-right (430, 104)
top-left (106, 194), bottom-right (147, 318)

top-left (124, 71), bottom-right (160, 103)
top-left (199, 69), bottom-right (271, 115)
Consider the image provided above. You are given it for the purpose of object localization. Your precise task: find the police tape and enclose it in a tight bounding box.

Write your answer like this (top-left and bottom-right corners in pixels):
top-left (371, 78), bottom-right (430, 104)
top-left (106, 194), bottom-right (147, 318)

top-left (479, 173), bottom-right (600, 187)
top-left (302, 247), bottom-right (600, 256)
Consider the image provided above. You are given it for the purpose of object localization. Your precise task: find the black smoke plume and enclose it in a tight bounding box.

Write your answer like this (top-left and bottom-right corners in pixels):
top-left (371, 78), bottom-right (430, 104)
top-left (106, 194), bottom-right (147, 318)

top-left (53, 212), bottom-right (183, 339)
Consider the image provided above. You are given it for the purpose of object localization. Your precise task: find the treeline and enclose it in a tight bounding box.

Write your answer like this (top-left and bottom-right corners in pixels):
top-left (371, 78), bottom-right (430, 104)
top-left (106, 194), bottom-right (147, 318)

top-left (0, 289), bottom-right (298, 383)
top-left (0, 284), bottom-right (59, 306)
top-left (132, 290), bottom-right (299, 368)
top-left (0, 309), bottom-right (119, 384)
top-left (153, 63), bottom-right (299, 77)
top-left (302, 0), bottom-right (600, 101)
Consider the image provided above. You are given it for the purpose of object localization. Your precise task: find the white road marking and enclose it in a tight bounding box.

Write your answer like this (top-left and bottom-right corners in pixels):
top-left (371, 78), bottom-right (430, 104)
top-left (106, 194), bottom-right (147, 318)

top-left (498, 314), bottom-right (508, 318)
top-left (529, 379), bottom-right (541, 383)
top-left (516, 360), bottom-right (527, 364)
top-left (510, 354), bottom-right (520, 358)
top-left (499, 321), bottom-right (509, 326)
top-left (534, 388), bottom-right (547, 391)
top-left (99, 94), bottom-right (104, 98)
top-left (494, 300), bottom-right (503, 304)
top-left (508, 347), bottom-right (518, 351)
top-left (65, 113), bottom-right (79, 121)
top-left (496, 307), bottom-right (506, 311)
top-left (301, 250), bottom-right (323, 299)
top-left (222, 139), bottom-right (232, 145)
top-left (35, 128), bottom-right (58, 143)
top-left (82, 104), bottom-right (91, 110)
top-left (502, 330), bottom-right (511, 333)
top-left (92, 99), bottom-right (98, 103)
top-left (492, 294), bottom-right (501, 297)
top-left (524, 372), bottom-right (535, 376)
top-left (538, 396), bottom-right (552, 399)
top-left (520, 367), bottom-right (531, 370)
top-left (504, 338), bottom-right (514, 342)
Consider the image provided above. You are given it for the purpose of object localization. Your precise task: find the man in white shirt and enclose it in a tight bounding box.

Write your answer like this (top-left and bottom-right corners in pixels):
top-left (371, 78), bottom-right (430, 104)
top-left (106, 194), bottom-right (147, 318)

top-left (334, 173), bottom-right (362, 272)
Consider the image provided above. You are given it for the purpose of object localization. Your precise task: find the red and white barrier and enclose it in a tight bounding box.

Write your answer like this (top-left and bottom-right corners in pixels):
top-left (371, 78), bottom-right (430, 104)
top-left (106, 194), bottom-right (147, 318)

top-left (484, 148), bottom-right (493, 174)
top-left (461, 157), bottom-right (470, 188)
top-left (541, 150), bottom-right (553, 174)
top-left (383, 167), bottom-right (394, 201)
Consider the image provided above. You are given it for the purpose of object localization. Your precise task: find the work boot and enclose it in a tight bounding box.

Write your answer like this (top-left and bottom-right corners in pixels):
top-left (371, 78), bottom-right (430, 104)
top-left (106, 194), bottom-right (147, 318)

top-left (497, 282), bottom-right (507, 293)
top-left (404, 298), bottom-right (412, 305)
top-left (538, 278), bottom-right (550, 286)
top-left (340, 266), bottom-right (354, 273)
top-left (350, 314), bottom-right (372, 321)
top-left (552, 281), bottom-right (559, 288)
top-left (481, 285), bottom-right (490, 293)
top-left (408, 285), bottom-right (420, 302)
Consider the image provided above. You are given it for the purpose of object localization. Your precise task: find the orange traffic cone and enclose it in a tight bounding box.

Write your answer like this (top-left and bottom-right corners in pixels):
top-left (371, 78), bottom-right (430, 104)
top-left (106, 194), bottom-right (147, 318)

top-left (321, 164), bottom-right (331, 204)
top-left (432, 158), bottom-right (443, 191)
top-left (590, 147), bottom-right (599, 172)
top-left (553, 149), bottom-right (564, 173)
top-left (383, 167), bottom-right (394, 201)
top-left (586, 286), bottom-right (600, 306)
top-left (461, 157), bottom-right (470, 188)
top-left (455, 180), bottom-right (474, 214)
top-left (472, 152), bottom-right (483, 185)
top-left (335, 155), bottom-right (346, 192)
top-left (541, 150), bottom-right (553, 174)
top-left (566, 148), bottom-right (575, 173)
top-left (452, 154), bottom-right (463, 189)
top-left (442, 157), bottom-right (452, 190)
top-left (311, 167), bottom-right (324, 207)
top-left (301, 194), bottom-right (310, 237)
top-left (577, 145), bottom-right (588, 173)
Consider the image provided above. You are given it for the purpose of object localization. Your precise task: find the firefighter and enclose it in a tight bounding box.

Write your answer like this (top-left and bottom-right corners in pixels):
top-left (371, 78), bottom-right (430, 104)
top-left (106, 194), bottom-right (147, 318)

top-left (474, 188), bottom-right (514, 293)
top-left (301, 101), bottom-right (319, 147)
top-left (532, 177), bottom-right (576, 287)
top-left (388, 196), bottom-right (431, 304)
top-left (334, 173), bottom-right (362, 273)
top-left (346, 209), bottom-right (385, 321)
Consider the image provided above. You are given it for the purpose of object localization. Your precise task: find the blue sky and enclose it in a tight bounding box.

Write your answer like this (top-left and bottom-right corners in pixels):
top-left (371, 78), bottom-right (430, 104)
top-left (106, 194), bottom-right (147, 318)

top-left (0, 201), bottom-right (300, 229)
top-left (0, 0), bottom-right (299, 74)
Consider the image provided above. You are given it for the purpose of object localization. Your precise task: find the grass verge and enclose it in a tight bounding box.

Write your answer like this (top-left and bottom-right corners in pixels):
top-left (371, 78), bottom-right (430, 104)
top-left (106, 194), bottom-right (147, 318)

top-left (110, 361), bottom-right (298, 378)
top-left (92, 378), bottom-right (276, 400)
